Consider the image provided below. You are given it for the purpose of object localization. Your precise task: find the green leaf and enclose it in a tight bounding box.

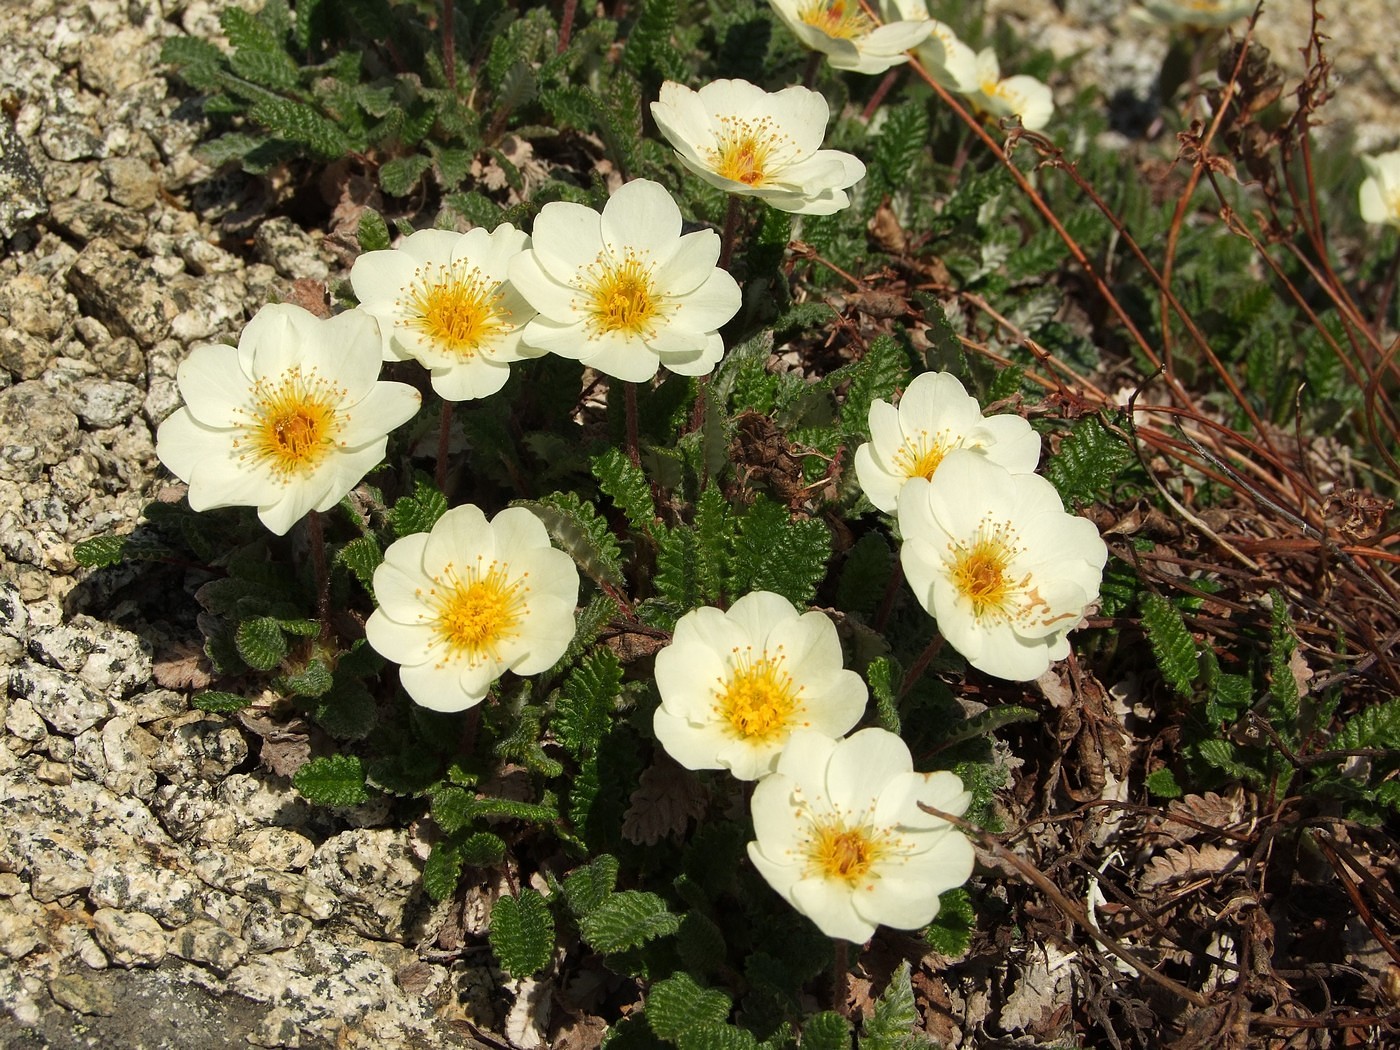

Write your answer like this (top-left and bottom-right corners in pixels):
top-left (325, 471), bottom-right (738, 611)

top-left (423, 838), bottom-right (465, 901)
top-left (646, 973), bottom-right (732, 1042)
top-left (72, 532), bottom-right (175, 568)
top-left (868, 656), bottom-right (902, 734)
top-left (248, 97), bottom-right (353, 158)
top-left (336, 535), bottom-right (383, 592)
top-left (799, 1012), bottom-right (852, 1050)
top-left (1333, 697), bottom-right (1400, 751)
top-left (161, 36), bottom-right (228, 91)
top-left (357, 209), bottom-right (391, 254)
top-left (1267, 590), bottom-right (1299, 733)
top-left (694, 486), bottom-right (733, 604)
top-left (679, 1026), bottom-right (757, 1050)
top-left (315, 676), bottom-right (378, 741)
top-left (1145, 767), bottom-right (1183, 799)
top-left (868, 100), bottom-right (929, 201)
top-left (278, 657), bottom-right (334, 698)
top-left (490, 889), bottom-right (556, 978)
top-left (192, 691), bottom-right (254, 714)
top-left (1195, 737), bottom-right (1253, 781)
top-left (518, 492), bottom-right (625, 589)
top-left (221, 6), bottom-right (283, 54)
top-left (837, 532), bottom-right (892, 617)
top-left (1043, 413), bottom-right (1133, 507)
top-left (1139, 593), bottom-right (1198, 697)
top-left (433, 786), bottom-right (559, 834)
top-left (592, 447), bottom-right (656, 536)
top-left (228, 46), bottom-right (299, 90)
top-left (728, 496), bottom-right (830, 607)
top-left (923, 887), bottom-right (974, 958)
top-left (379, 153), bottom-right (432, 197)
top-left (293, 754), bottom-right (370, 806)
top-left (861, 961), bottom-right (921, 1050)
top-left (676, 912), bottom-right (726, 978)
top-left (563, 854), bottom-right (620, 918)
top-left (460, 831), bottom-right (507, 866)
top-left (235, 616), bottom-right (289, 671)
top-left (654, 525), bottom-right (702, 611)
top-left (578, 891), bottom-right (680, 953)
top-left (390, 476), bottom-right (449, 537)
top-left (933, 704), bottom-right (1039, 748)
top-left (555, 649), bottom-right (622, 756)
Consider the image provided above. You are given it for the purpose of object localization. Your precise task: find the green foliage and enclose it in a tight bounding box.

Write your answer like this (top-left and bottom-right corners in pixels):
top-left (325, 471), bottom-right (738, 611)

top-left (73, 532), bottom-right (174, 568)
top-left (524, 492), bottom-right (626, 588)
top-left (490, 889), bottom-right (557, 978)
top-left (293, 754), bottom-right (370, 806)
top-left (1140, 592), bottom-right (1199, 697)
top-left (555, 649), bottom-right (623, 757)
top-left (563, 853), bottom-right (621, 918)
top-left (390, 476), bottom-right (449, 537)
top-left (594, 448), bottom-right (658, 536)
top-left (579, 891), bottom-right (682, 954)
top-left (728, 497), bottom-right (830, 607)
top-left (235, 616), bottom-right (289, 671)
top-left (193, 691), bottom-right (254, 714)
top-left (335, 535), bottom-right (383, 593)
top-left (1043, 413), bottom-right (1134, 507)
top-left (800, 1012), bottom-right (852, 1050)
top-left (860, 961), bottom-right (924, 1050)
top-left (646, 973), bottom-right (732, 1043)
top-left (924, 888), bottom-right (975, 958)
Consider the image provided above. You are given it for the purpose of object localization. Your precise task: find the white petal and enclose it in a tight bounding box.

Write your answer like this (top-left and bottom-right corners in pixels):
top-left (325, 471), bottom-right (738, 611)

top-left (854, 442), bottom-right (902, 514)
top-left (364, 609), bottom-right (437, 666)
top-left (174, 342), bottom-right (249, 428)
top-left (601, 180), bottom-right (683, 269)
top-left (399, 656), bottom-right (491, 712)
top-left (654, 229), bottom-right (722, 297)
top-left (791, 877), bottom-right (874, 942)
top-left (337, 381), bottom-right (421, 448)
top-left (423, 504), bottom-right (493, 571)
top-left (505, 595), bottom-right (577, 675)
top-left (654, 708), bottom-right (729, 771)
top-left (529, 201), bottom-right (605, 282)
top-left (826, 728), bottom-right (911, 807)
top-left (666, 267), bottom-right (743, 333)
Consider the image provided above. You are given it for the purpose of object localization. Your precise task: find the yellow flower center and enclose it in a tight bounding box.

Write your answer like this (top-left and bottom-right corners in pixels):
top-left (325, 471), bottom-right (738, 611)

top-left (797, 0), bottom-right (873, 40)
top-left (949, 522), bottom-right (1023, 621)
top-left (716, 648), bottom-right (802, 742)
top-left (237, 367), bottom-right (344, 480)
top-left (401, 262), bottom-right (510, 359)
top-left (807, 821), bottom-right (887, 885)
top-left (424, 559), bottom-right (529, 666)
top-left (710, 118), bottom-right (786, 187)
top-left (584, 254), bottom-right (661, 337)
top-left (894, 431), bottom-right (952, 481)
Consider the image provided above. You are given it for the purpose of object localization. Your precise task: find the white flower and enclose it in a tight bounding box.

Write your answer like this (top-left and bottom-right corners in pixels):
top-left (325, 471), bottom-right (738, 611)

top-left (961, 50), bottom-right (1054, 132)
top-left (1359, 151), bottom-right (1400, 229)
top-left (650, 79), bottom-right (866, 216)
top-left (653, 591), bottom-right (867, 781)
top-left (1140, 0), bottom-right (1257, 29)
top-left (897, 450), bottom-right (1107, 681)
top-left (853, 371), bottom-right (1041, 514)
top-left (349, 225), bottom-right (539, 402)
top-left (155, 304), bottom-right (420, 536)
top-left (910, 17), bottom-right (979, 93)
top-left (365, 505), bottom-right (580, 712)
top-left (768, 0), bottom-right (934, 75)
top-left (747, 727), bottom-right (975, 943)
top-left (508, 179), bottom-right (743, 382)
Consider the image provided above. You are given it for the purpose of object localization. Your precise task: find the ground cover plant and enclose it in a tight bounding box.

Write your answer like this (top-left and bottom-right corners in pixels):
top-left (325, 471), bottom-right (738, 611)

top-left (80, 0), bottom-right (1400, 1044)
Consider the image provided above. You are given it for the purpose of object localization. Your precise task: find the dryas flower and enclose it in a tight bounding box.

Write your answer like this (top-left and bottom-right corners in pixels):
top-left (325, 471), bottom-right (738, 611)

top-left (853, 370), bottom-right (1041, 513)
top-left (909, 16), bottom-right (979, 93)
top-left (350, 225), bottom-right (538, 401)
top-left (960, 50), bottom-right (1054, 132)
top-left (768, 0), bottom-right (934, 75)
top-left (748, 727), bottom-right (975, 943)
top-left (1140, 0), bottom-right (1257, 29)
top-left (897, 450), bottom-right (1107, 681)
top-left (365, 505), bottom-right (580, 712)
top-left (508, 179), bottom-right (742, 382)
top-left (155, 304), bottom-right (420, 536)
top-left (1359, 151), bottom-right (1400, 229)
top-left (653, 590), bottom-right (867, 781)
top-left (650, 79), bottom-right (866, 215)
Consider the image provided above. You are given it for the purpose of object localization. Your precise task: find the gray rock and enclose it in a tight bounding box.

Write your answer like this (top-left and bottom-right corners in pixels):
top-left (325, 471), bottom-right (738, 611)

top-left (177, 232), bottom-right (241, 275)
top-left (48, 972), bottom-right (118, 1016)
top-left (0, 327), bottom-right (56, 381)
top-left (126, 687), bottom-right (187, 725)
top-left (74, 378), bottom-right (144, 428)
top-left (27, 828), bottom-right (93, 901)
top-left (47, 198), bottom-right (149, 250)
top-left (66, 237), bottom-right (175, 347)
top-left (9, 660), bottom-right (112, 735)
top-left (72, 726), bottom-right (109, 782)
top-left (0, 272), bottom-right (73, 343)
top-left (0, 381), bottom-right (82, 481)
top-left (92, 907), bottom-right (168, 967)
top-left (168, 917), bottom-right (248, 976)
top-left (86, 335), bottom-right (146, 383)
top-left (306, 829), bottom-right (425, 943)
top-left (101, 716), bottom-right (159, 799)
top-left (0, 578), bottom-right (28, 641)
top-left (101, 155), bottom-right (161, 210)
top-left (0, 894), bottom-right (47, 959)
top-left (152, 713), bottom-right (248, 781)
top-left (89, 858), bottom-right (199, 927)
top-left (230, 827), bottom-right (317, 873)
top-left (35, 759), bottom-right (74, 785)
top-left (0, 116), bottom-right (48, 239)
top-left (254, 217), bottom-right (329, 281)
top-left (242, 899), bottom-right (312, 954)
top-left (3, 697), bottom-right (47, 753)
top-left (142, 338), bottom-right (184, 425)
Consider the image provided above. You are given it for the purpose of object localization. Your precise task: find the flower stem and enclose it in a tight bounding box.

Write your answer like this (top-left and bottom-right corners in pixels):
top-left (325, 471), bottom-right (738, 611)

top-left (625, 382), bottom-right (642, 470)
top-left (831, 939), bottom-right (849, 1018)
top-left (718, 194), bottom-right (744, 272)
top-left (436, 400), bottom-right (455, 493)
top-left (441, 0), bottom-right (456, 94)
top-left (901, 629), bottom-right (946, 699)
top-left (305, 509), bottom-right (332, 641)
top-left (861, 69), bottom-right (900, 122)
top-left (802, 51), bottom-right (821, 90)
top-left (873, 556), bottom-right (906, 634)
top-left (557, 0), bottom-right (577, 53)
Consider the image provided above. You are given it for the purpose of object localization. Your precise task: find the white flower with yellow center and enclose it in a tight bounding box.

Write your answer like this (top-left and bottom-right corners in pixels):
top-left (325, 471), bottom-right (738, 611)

top-left (365, 505), bottom-right (580, 712)
top-left (349, 225), bottom-right (538, 401)
top-left (768, 0), bottom-right (934, 75)
top-left (155, 304), bottom-right (421, 536)
top-left (853, 371), bottom-right (1041, 514)
top-left (748, 727), bottom-right (975, 943)
top-left (1141, 0), bottom-right (1257, 29)
top-left (508, 179), bottom-right (743, 382)
top-left (650, 80), bottom-right (866, 216)
top-left (653, 590), bottom-right (867, 781)
top-left (897, 450), bottom-right (1107, 681)
top-left (908, 16), bottom-right (979, 93)
top-left (1359, 151), bottom-right (1400, 230)
top-left (961, 49), bottom-right (1054, 132)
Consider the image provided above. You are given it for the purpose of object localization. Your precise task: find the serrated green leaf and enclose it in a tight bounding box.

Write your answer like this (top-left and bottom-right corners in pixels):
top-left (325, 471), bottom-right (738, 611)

top-left (868, 100), bottom-right (929, 201)
top-left (315, 677), bottom-right (377, 740)
top-left (379, 152), bottom-right (432, 197)
top-left (837, 532), bottom-right (892, 616)
top-left (1043, 413), bottom-right (1133, 507)
top-left (679, 1025), bottom-right (757, 1050)
top-left (563, 854), bottom-right (620, 918)
top-left (593, 447), bottom-right (656, 536)
top-left (868, 655), bottom-right (902, 734)
top-left (861, 961), bottom-right (921, 1050)
top-left (390, 476), bottom-right (448, 537)
top-left (221, 6), bottom-right (283, 54)
top-left (1333, 698), bottom-right (1400, 751)
top-left (646, 972), bottom-right (731, 1042)
top-left (423, 838), bottom-right (465, 901)
top-left (491, 889), bottom-right (556, 978)
top-left (357, 209), bottom-right (391, 254)
top-left (1267, 590), bottom-right (1299, 734)
top-left (924, 887), bottom-right (975, 959)
top-left (248, 97), bottom-right (353, 158)
top-left (654, 525), bottom-right (702, 610)
top-left (229, 46), bottom-right (299, 90)
top-left (555, 649), bottom-right (622, 756)
top-left (293, 754), bottom-right (370, 806)
top-left (520, 493), bottom-right (625, 589)
top-left (579, 890), bottom-right (678, 953)
top-left (278, 657), bottom-right (334, 698)
top-left (728, 496), bottom-right (830, 607)
top-left (693, 486), bottom-right (733, 604)
top-left (72, 532), bottom-right (175, 569)
top-left (235, 616), bottom-right (289, 671)
top-left (193, 691), bottom-right (254, 714)
top-left (676, 912), bottom-right (726, 978)
top-left (1195, 737), bottom-right (1253, 780)
top-left (161, 36), bottom-right (229, 91)
top-left (799, 1012), bottom-right (851, 1050)
top-left (1145, 767), bottom-right (1183, 799)
top-left (1140, 593), bottom-right (1198, 697)
top-left (1205, 671), bottom-right (1252, 724)
top-left (934, 705), bottom-right (1039, 748)
top-left (830, 338), bottom-right (910, 442)
top-left (336, 534), bottom-right (383, 592)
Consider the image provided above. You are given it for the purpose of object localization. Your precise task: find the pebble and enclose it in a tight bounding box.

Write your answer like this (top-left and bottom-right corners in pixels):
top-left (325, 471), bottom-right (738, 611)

top-left (92, 907), bottom-right (168, 967)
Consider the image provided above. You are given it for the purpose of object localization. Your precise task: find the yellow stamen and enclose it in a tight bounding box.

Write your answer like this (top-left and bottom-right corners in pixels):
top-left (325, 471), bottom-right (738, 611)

top-left (424, 559), bottom-right (530, 667)
top-left (894, 431), bottom-right (952, 481)
top-left (716, 648), bottom-right (802, 742)
top-left (584, 254), bottom-right (660, 337)
top-left (807, 821), bottom-right (887, 885)
top-left (949, 521), bottom-right (1022, 622)
top-left (401, 262), bottom-right (510, 359)
top-left (710, 117), bottom-right (786, 187)
top-left (237, 367), bottom-right (343, 480)
top-left (796, 0), bottom-right (873, 40)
